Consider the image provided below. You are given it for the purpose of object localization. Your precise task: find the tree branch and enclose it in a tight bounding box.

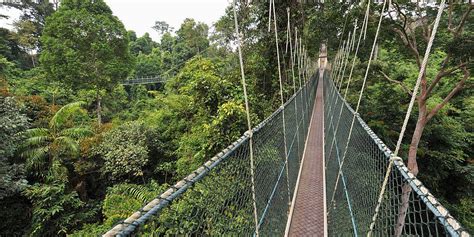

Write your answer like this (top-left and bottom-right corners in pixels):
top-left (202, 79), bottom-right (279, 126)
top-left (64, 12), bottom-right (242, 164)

top-left (393, 27), bottom-right (421, 66)
top-left (426, 66), bottom-right (470, 121)
top-left (454, 4), bottom-right (474, 37)
top-left (425, 61), bottom-right (467, 98)
top-left (379, 70), bottom-right (413, 97)
top-left (448, 0), bottom-right (455, 33)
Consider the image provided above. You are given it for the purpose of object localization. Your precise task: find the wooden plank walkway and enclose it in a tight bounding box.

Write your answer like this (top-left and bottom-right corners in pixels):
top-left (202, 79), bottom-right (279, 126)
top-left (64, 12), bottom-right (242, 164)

top-left (287, 69), bottom-right (326, 236)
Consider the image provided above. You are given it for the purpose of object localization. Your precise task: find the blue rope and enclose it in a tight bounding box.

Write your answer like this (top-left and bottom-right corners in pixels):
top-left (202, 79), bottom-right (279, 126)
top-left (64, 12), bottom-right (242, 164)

top-left (328, 99), bottom-right (359, 236)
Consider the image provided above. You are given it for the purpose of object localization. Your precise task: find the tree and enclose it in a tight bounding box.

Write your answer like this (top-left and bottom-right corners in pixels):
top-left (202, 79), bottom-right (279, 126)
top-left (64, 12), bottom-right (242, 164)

top-left (4, 0), bottom-right (56, 53)
top-left (129, 33), bottom-right (157, 56)
top-left (21, 102), bottom-right (92, 181)
top-left (169, 56), bottom-right (233, 115)
top-left (134, 48), bottom-right (162, 77)
top-left (174, 19), bottom-right (210, 66)
top-left (152, 20), bottom-right (173, 36)
top-left (95, 121), bottom-right (150, 182)
top-left (40, 0), bottom-right (133, 124)
top-left (11, 19), bottom-right (38, 67)
top-left (384, 2), bottom-right (473, 176)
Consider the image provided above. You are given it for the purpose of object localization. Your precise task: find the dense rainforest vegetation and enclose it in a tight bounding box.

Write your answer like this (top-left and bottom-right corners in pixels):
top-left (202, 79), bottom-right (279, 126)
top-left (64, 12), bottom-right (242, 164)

top-left (0, 0), bottom-right (471, 235)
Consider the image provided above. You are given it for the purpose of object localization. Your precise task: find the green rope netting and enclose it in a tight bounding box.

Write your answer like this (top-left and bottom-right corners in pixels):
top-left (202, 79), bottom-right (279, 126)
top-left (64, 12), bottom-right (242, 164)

top-left (113, 74), bottom-right (318, 236)
top-left (324, 72), bottom-right (468, 237)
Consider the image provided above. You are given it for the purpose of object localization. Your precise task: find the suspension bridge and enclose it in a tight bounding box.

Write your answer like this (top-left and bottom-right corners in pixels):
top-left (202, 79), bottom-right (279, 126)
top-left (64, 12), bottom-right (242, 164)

top-left (104, 0), bottom-right (470, 236)
top-left (121, 76), bottom-right (166, 86)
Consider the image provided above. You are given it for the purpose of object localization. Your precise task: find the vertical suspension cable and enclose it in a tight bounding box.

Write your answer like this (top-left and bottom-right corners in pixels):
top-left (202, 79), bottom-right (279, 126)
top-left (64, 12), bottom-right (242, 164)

top-left (231, 1), bottom-right (259, 235)
top-left (270, 0), bottom-right (291, 207)
top-left (330, 0), bottom-right (388, 208)
top-left (326, 19), bottom-right (361, 167)
top-left (327, 35), bottom-right (351, 129)
top-left (368, 1), bottom-right (446, 236)
top-left (362, 1), bottom-right (369, 41)
top-left (333, 41), bottom-right (346, 87)
top-left (293, 27), bottom-right (307, 140)
top-left (338, 34), bottom-right (353, 90)
top-left (299, 37), bottom-right (309, 114)
top-left (327, 2), bottom-right (369, 167)
top-left (287, 7), bottom-right (302, 162)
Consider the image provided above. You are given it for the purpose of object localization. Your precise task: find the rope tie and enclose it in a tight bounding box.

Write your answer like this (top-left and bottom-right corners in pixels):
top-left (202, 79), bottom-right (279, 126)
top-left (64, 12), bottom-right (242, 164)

top-left (232, 1), bottom-right (259, 235)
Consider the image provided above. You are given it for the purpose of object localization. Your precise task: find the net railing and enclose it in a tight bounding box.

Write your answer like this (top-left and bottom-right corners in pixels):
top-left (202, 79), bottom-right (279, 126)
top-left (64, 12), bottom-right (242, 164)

top-left (105, 72), bottom-right (319, 236)
top-left (323, 73), bottom-right (469, 237)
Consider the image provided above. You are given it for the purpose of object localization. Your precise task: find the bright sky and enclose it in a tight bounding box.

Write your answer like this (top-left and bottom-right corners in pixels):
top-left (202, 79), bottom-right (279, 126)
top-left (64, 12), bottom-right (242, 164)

top-left (0, 0), bottom-right (230, 41)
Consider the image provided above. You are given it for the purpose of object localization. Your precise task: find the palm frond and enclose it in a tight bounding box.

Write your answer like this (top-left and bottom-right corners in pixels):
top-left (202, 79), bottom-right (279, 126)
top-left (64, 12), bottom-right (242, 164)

top-left (24, 146), bottom-right (49, 171)
top-left (50, 101), bottom-right (87, 129)
top-left (22, 128), bottom-right (49, 138)
top-left (60, 127), bottom-right (93, 139)
top-left (23, 135), bottom-right (50, 147)
top-left (55, 136), bottom-right (80, 155)
top-left (114, 185), bottom-right (151, 204)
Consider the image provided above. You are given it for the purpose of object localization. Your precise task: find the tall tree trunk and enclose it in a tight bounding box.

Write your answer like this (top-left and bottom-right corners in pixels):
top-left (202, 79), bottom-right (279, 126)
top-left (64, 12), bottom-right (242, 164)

top-left (30, 54), bottom-right (35, 68)
top-left (394, 99), bottom-right (427, 236)
top-left (96, 92), bottom-right (102, 125)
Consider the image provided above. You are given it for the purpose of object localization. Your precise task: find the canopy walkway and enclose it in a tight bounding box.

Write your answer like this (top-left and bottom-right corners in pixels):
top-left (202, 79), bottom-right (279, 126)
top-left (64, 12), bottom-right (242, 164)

top-left (104, 0), bottom-right (470, 236)
top-left (121, 76), bottom-right (166, 85)
top-left (104, 69), bottom-right (468, 237)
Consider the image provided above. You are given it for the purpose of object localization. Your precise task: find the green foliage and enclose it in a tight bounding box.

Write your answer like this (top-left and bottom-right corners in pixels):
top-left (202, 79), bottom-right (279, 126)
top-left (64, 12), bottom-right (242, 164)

top-left (170, 56), bottom-right (233, 115)
top-left (24, 181), bottom-right (96, 236)
top-left (40, 0), bottom-right (133, 106)
top-left (96, 121), bottom-right (149, 181)
top-left (133, 48), bottom-right (163, 77)
top-left (176, 101), bottom-right (246, 177)
top-left (129, 32), bottom-right (157, 56)
top-left (21, 101), bottom-right (92, 180)
top-left (71, 181), bottom-right (167, 236)
top-left (0, 96), bottom-right (29, 198)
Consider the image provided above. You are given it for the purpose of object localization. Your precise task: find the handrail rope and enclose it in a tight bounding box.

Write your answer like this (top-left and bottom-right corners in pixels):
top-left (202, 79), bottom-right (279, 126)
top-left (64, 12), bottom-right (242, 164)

top-left (362, 0), bottom-right (369, 41)
top-left (232, 1), bottom-right (260, 235)
top-left (330, 0), bottom-right (387, 208)
top-left (270, 0), bottom-right (291, 207)
top-left (393, 1), bottom-right (445, 157)
top-left (335, 37), bottom-right (349, 91)
top-left (287, 7), bottom-right (303, 162)
top-left (324, 41), bottom-right (357, 218)
top-left (295, 29), bottom-right (307, 124)
top-left (367, 1), bottom-right (446, 236)
top-left (336, 36), bottom-right (351, 88)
